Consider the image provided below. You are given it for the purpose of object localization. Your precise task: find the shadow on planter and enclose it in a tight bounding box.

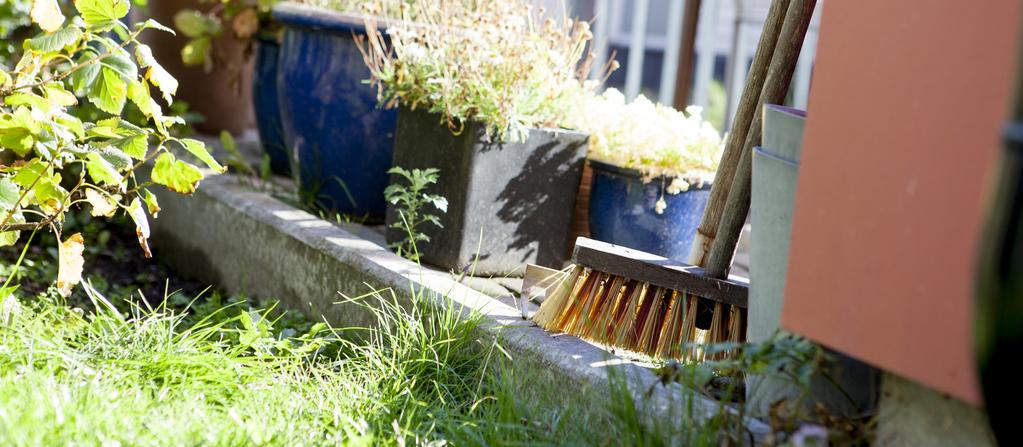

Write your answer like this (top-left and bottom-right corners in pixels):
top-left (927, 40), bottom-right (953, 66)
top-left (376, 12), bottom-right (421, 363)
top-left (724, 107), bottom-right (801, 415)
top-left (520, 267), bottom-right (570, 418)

top-left (386, 107), bottom-right (588, 276)
top-left (588, 159), bottom-right (711, 260)
top-left (252, 34), bottom-right (289, 175)
top-left (273, 2), bottom-right (396, 219)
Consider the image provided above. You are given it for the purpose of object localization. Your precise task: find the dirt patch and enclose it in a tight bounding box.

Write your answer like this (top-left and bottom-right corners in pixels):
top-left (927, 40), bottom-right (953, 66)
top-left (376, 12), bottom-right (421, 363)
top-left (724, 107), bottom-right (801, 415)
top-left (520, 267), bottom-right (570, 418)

top-left (1, 211), bottom-right (210, 305)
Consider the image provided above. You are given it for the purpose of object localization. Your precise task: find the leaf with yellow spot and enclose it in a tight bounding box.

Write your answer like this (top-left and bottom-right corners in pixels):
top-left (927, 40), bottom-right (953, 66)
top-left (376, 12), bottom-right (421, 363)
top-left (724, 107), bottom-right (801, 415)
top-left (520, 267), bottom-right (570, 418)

top-left (85, 189), bottom-right (119, 217)
top-left (127, 198), bottom-right (151, 257)
top-left (135, 44), bottom-right (178, 104)
top-left (45, 84), bottom-right (78, 107)
top-left (151, 152), bottom-right (203, 195)
top-left (31, 0), bottom-right (65, 33)
top-left (144, 189), bottom-right (160, 217)
top-left (57, 233), bottom-right (85, 297)
top-left (179, 138), bottom-right (224, 173)
top-left (85, 152), bottom-right (122, 186)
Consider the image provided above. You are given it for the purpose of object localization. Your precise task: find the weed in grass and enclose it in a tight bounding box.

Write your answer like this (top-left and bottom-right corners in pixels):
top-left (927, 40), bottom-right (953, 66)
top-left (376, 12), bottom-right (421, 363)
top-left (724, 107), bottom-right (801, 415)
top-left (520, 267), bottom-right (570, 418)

top-left (384, 167), bottom-right (447, 261)
top-left (0, 286), bottom-right (455, 444)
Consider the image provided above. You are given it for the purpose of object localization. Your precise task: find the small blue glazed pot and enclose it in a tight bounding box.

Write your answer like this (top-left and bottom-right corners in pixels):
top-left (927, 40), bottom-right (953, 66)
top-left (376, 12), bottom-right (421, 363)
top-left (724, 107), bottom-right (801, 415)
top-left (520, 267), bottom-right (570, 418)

top-left (252, 34), bottom-right (289, 175)
top-left (273, 2), bottom-right (396, 219)
top-left (588, 159), bottom-right (711, 260)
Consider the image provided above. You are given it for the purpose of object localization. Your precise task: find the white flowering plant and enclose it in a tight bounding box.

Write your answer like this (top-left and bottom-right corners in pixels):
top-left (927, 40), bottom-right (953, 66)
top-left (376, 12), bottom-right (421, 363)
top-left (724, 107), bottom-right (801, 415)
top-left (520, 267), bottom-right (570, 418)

top-left (567, 88), bottom-right (724, 213)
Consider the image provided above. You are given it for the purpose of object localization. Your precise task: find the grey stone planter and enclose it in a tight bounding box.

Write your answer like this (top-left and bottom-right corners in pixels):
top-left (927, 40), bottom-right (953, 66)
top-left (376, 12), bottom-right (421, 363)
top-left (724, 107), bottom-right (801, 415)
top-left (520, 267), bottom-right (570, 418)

top-left (746, 104), bottom-right (879, 419)
top-left (749, 104), bottom-right (807, 342)
top-left (386, 107), bottom-right (589, 275)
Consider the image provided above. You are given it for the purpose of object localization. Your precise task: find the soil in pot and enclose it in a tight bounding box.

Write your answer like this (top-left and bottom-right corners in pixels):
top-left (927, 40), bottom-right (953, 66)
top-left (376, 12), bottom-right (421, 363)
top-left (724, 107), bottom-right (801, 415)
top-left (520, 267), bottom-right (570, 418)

top-left (587, 159), bottom-right (710, 260)
top-left (386, 107), bottom-right (588, 276)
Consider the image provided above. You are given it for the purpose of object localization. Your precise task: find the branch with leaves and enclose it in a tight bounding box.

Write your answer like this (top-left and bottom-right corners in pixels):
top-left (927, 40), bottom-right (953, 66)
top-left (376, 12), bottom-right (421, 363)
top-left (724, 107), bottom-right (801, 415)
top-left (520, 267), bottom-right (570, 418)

top-left (1, 0), bottom-right (225, 296)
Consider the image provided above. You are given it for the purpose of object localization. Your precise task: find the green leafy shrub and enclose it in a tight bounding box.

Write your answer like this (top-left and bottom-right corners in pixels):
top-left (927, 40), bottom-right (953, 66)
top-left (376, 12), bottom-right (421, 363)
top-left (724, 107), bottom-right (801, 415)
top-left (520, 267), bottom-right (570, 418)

top-left (384, 166), bottom-right (446, 261)
top-left (359, 0), bottom-right (605, 142)
top-left (2, 0), bottom-right (146, 67)
top-left (1, 0), bottom-right (223, 296)
top-left (0, 0), bottom-right (33, 67)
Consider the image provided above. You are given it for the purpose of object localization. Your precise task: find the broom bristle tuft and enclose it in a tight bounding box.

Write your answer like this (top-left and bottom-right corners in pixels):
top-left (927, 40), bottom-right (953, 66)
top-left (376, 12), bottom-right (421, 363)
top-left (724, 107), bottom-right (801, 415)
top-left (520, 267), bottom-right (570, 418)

top-left (532, 267), bottom-right (743, 362)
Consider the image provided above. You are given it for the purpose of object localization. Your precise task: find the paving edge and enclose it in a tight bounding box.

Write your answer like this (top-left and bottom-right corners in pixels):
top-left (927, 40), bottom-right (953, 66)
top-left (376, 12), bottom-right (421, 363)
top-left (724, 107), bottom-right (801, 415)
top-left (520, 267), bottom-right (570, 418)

top-left (151, 174), bottom-right (771, 442)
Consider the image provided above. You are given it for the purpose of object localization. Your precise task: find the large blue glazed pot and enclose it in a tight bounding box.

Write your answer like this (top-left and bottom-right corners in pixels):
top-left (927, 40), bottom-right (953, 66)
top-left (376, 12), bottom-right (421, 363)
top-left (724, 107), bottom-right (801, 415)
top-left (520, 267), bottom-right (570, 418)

top-left (273, 2), bottom-right (396, 219)
top-left (588, 159), bottom-right (711, 260)
top-left (252, 34), bottom-right (289, 175)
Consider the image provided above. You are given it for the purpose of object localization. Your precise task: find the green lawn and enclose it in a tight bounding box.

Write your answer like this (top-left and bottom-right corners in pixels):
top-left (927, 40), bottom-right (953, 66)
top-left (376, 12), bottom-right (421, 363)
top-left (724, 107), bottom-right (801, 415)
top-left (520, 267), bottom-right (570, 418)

top-left (0, 281), bottom-right (692, 446)
top-left (0, 213), bottom-right (857, 446)
top-left (0, 213), bottom-right (693, 446)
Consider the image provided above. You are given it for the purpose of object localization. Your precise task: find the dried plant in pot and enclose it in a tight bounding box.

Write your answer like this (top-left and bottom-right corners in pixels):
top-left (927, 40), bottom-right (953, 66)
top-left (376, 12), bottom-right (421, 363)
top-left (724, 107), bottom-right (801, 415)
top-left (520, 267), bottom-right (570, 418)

top-left (565, 88), bottom-right (724, 260)
top-left (360, 0), bottom-right (607, 275)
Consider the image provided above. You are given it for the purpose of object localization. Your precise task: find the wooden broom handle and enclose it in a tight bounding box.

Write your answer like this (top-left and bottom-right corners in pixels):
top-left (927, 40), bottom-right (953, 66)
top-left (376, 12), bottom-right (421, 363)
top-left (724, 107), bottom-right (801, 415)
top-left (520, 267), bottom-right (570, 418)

top-left (704, 0), bottom-right (818, 279)
top-left (687, 0), bottom-right (791, 267)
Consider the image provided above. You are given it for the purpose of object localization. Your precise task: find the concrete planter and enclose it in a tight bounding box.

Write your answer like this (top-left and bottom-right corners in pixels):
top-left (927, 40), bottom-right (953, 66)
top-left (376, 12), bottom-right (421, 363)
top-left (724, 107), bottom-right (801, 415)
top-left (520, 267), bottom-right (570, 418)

top-left (386, 107), bottom-right (589, 275)
top-left (748, 105), bottom-right (806, 342)
top-left (746, 104), bottom-right (878, 419)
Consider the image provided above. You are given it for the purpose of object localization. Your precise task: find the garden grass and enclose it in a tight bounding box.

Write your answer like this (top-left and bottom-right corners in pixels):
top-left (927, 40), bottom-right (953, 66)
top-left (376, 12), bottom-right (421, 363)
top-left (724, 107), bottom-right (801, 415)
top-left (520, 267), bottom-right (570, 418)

top-left (0, 279), bottom-right (714, 446)
top-left (0, 213), bottom-right (746, 446)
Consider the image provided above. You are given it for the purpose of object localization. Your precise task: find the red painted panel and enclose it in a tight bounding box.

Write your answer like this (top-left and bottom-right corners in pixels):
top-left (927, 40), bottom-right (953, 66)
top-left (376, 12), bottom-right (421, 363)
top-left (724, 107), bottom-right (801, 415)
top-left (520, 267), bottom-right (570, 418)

top-left (782, 0), bottom-right (1020, 405)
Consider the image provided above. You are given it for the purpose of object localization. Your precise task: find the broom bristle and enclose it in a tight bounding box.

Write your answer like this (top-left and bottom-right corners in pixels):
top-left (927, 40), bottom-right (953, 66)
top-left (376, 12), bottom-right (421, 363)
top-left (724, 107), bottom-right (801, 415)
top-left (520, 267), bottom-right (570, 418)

top-left (566, 272), bottom-right (606, 334)
top-left (681, 298), bottom-right (701, 360)
top-left (532, 266), bottom-right (582, 330)
top-left (551, 269), bottom-right (596, 330)
top-left (532, 267), bottom-right (745, 361)
top-left (610, 282), bottom-right (645, 347)
top-left (654, 291), bottom-right (686, 359)
top-left (640, 288), bottom-right (672, 353)
top-left (580, 275), bottom-right (623, 342)
top-left (605, 280), bottom-right (639, 341)
top-left (706, 302), bottom-right (726, 360)
top-left (727, 306), bottom-right (746, 344)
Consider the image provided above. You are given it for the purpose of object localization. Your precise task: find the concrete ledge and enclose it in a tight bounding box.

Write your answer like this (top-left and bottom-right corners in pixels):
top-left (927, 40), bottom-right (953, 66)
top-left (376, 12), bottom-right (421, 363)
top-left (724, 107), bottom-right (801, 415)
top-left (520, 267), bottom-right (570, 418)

top-left (151, 174), bottom-right (770, 442)
top-left (875, 372), bottom-right (994, 446)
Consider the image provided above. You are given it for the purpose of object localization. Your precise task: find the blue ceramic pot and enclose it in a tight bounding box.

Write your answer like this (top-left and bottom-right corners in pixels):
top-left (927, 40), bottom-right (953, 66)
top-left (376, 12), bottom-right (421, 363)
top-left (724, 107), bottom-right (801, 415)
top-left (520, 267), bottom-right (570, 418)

top-left (588, 159), bottom-right (711, 260)
top-left (252, 34), bottom-right (289, 175)
top-left (273, 3), bottom-right (396, 219)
